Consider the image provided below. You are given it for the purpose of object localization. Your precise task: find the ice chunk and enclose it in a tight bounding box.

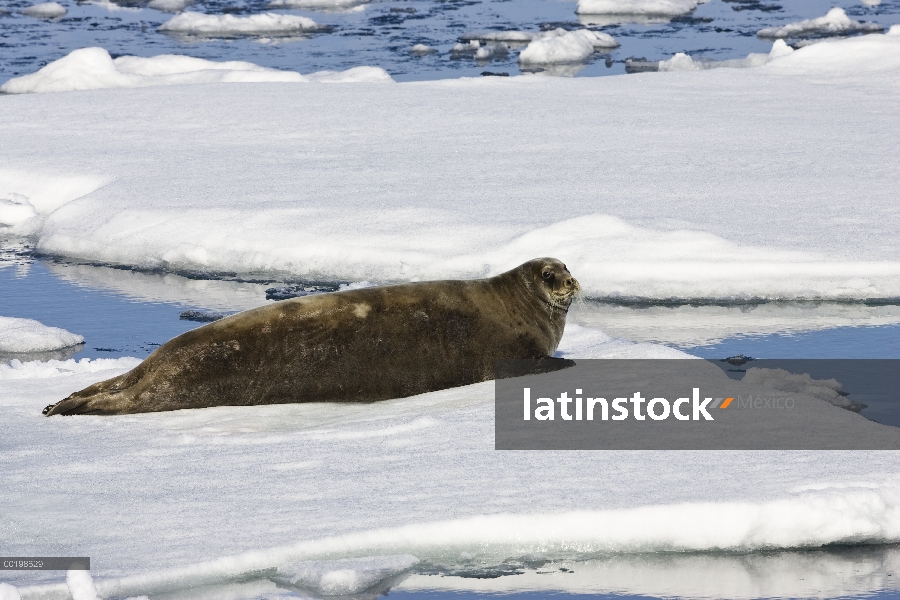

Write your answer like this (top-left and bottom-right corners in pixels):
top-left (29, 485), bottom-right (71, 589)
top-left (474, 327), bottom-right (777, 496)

top-left (742, 367), bottom-right (866, 412)
top-left (658, 52), bottom-right (703, 71)
top-left (158, 12), bottom-right (325, 38)
top-left (306, 66), bottom-right (393, 83)
top-left (577, 0), bottom-right (704, 17)
top-left (0, 193), bottom-right (37, 226)
top-left (410, 43), bottom-right (437, 54)
top-left (20, 1), bottom-right (66, 18)
top-left (272, 555), bottom-right (418, 595)
top-left (461, 31), bottom-right (535, 44)
top-left (758, 8), bottom-right (884, 39)
top-left (475, 42), bottom-right (509, 60)
top-left (67, 570), bottom-right (99, 600)
top-left (451, 40), bottom-right (481, 56)
top-left (268, 0), bottom-right (367, 10)
top-left (658, 40), bottom-right (795, 71)
top-left (147, 0), bottom-right (193, 13)
top-left (519, 29), bottom-right (595, 64)
top-left (0, 317), bottom-right (84, 354)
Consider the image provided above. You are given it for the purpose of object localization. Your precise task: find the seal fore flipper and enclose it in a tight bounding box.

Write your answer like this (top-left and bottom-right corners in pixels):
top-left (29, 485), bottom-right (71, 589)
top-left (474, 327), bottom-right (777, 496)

top-left (495, 357), bottom-right (576, 380)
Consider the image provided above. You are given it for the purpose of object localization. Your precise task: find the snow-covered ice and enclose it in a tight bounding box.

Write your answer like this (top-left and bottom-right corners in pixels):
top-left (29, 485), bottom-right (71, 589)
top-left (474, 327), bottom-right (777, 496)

top-left (1, 33), bottom-right (898, 300)
top-left (19, 1), bottom-right (66, 19)
top-left (519, 29), bottom-right (596, 65)
top-left (758, 7), bottom-right (884, 39)
top-left (577, 0), bottom-right (705, 17)
top-left (0, 194), bottom-right (38, 227)
top-left (158, 12), bottom-right (324, 38)
top-left (0, 48), bottom-right (393, 93)
top-left (146, 0), bottom-right (192, 13)
top-left (272, 555), bottom-right (418, 595)
top-left (0, 317), bottom-right (84, 354)
top-left (268, 0), bottom-right (368, 10)
top-left (4, 340), bottom-right (900, 597)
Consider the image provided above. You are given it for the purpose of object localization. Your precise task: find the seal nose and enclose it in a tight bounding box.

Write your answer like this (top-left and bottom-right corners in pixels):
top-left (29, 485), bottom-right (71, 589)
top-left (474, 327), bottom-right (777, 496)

top-left (565, 278), bottom-right (574, 287)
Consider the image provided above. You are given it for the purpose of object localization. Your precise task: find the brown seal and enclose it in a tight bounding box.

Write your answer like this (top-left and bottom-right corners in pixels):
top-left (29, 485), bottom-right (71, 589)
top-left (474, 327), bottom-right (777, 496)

top-left (43, 258), bottom-right (579, 416)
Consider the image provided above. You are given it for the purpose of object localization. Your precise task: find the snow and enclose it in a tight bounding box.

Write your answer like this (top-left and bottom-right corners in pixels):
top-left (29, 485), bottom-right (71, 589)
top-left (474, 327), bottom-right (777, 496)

top-left (0, 317), bottom-right (84, 354)
top-left (4, 344), bottom-right (900, 596)
top-left (742, 367), bottom-right (857, 410)
top-left (475, 42), bottom-right (509, 60)
top-left (147, 0), bottom-right (192, 13)
top-left (519, 29), bottom-right (596, 64)
top-left (0, 584), bottom-right (19, 600)
top-left (66, 571), bottom-right (99, 600)
top-left (577, 0), bottom-right (705, 17)
top-left (0, 35), bottom-right (899, 302)
top-left (19, 1), bottom-right (66, 18)
top-left (461, 30), bottom-right (536, 43)
top-left (0, 48), bottom-right (394, 94)
top-left (268, 0), bottom-right (368, 10)
top-left (758, 8), bottom-right (884, 39)
top-left (0, 356), bottom-right (142, 380)
top-left (158, 12), bottom-right (323, 38)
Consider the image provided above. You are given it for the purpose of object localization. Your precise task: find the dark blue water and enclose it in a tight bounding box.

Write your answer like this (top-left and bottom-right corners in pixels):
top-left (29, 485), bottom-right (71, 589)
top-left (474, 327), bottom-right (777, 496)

top-left (1, 0), bottom-right (899, 82)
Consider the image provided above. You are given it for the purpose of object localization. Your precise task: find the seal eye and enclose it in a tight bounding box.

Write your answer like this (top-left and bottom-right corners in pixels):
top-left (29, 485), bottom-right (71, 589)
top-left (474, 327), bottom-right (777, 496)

top-left (542, 270), bottom-right (552, 280)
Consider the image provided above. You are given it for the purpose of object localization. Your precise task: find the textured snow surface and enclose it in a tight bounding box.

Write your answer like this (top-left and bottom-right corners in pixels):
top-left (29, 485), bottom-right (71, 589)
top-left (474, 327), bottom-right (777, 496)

top-left (0, 34), bottom-right (898, 301)
top-left (19, 1), bottom-right (66, 18)
top-left (577, 0), bottom-right (705, 16)
top-left (158, 11), bottom-right (322, 36)
top-left (758, 7), bottom-right (884, 39)
top-left (0, 48), bottom-right (393, 93)
top-left (0, 317), bottom-right (84, 354)
top-left (4, 345), bottom-right (900, 596)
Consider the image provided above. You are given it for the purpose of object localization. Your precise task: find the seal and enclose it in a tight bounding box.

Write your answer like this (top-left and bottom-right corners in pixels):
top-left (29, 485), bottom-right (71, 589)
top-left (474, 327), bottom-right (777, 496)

top-left (43, 257), bottom-right (579, 416)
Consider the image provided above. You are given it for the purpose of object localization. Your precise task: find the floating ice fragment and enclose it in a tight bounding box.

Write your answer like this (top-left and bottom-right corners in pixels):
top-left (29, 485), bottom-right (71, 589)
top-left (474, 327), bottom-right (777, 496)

top-left (147, 0), bottom-right (193, 13)
top-left (519, 29), bottom-right (596, 64)
top-left (159, 11), bottom-right (325, 38)
top-left (475, 42), bottom-right (509, 60)
top-left (742, 367), bottom-right (866, 412)
top-left (577, 0), bottom-right (705, 17)
top-left (20, 1), bottom-right (67, 18)
top-left (268, 0), bottom-right (367, 10)
top-left (0, 317), bottom-right (84, 354)
top-left (758, 8), bottom-right (884, 39)
top-left (460, 30), bottom-right (535, 44)
top-left (410, 43), bottom-right (437, 54)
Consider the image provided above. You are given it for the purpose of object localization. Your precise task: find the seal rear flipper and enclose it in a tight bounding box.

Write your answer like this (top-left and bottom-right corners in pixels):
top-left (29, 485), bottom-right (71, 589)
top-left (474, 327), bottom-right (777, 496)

top-left (495, 357), bottom-right (576, 380)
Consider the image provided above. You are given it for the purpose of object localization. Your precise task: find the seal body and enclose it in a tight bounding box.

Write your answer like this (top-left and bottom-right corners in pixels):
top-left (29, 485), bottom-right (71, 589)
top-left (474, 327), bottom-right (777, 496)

top-left (44, 258), bottom-right (578, 415)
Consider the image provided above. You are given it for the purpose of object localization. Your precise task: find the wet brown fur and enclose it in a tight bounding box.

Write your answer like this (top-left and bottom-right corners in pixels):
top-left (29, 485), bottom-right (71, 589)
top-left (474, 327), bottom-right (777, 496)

top-left (43, 258), bottom-right (578, 416)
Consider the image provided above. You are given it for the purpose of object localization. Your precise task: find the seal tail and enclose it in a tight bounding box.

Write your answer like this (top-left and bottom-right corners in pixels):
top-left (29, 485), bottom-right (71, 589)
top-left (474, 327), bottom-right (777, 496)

top-left (43, 373), bottom-right (132, 416)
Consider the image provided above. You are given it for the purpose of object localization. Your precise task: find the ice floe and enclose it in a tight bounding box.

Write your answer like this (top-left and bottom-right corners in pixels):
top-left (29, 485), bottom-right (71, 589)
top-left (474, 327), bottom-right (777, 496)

top-left (758, 7), bottom-right (884, 39)
top-left (268, 0), bottom-right (368, 10)
top-left (0, 317), bottom-right (84, 354)
top-left (158, 11), bottom-right (325, 38)
top-left (20, 1), bottom-right (67, 19)
top-left (577, 0), bottom-right (706, 17)
top-left (519, 29), bottom-right (596, 64)
top-left (0, 48), bottom-right (393, 93)
top-left (0, 194), bottom-right (38, 227)
top-left (1, 34), bottom-right (899, 300)
top-left (146, 0), bottom-right (193, 13)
